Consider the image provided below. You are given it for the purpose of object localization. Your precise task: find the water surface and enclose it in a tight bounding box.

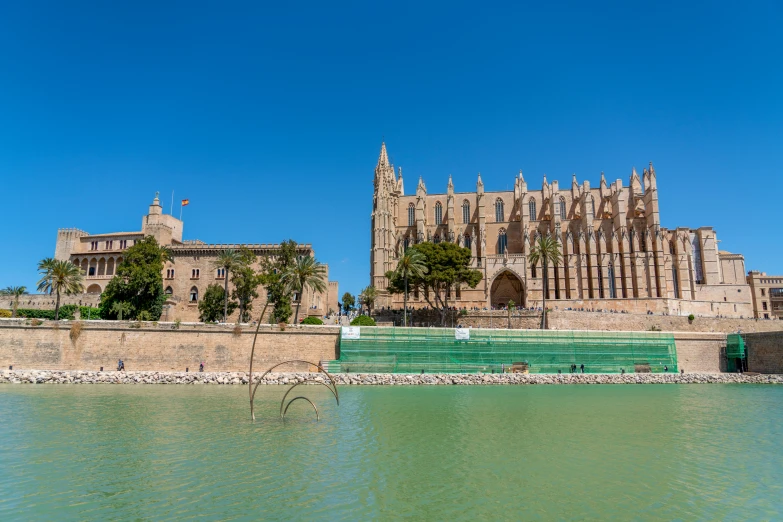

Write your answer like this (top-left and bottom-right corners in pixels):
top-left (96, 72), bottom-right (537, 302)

top-left (0, 384), bottom-right (781, 520)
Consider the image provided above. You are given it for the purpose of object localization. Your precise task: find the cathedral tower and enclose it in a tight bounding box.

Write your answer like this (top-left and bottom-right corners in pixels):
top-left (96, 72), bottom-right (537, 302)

top-left (370, 142), bottom-right (400, 307)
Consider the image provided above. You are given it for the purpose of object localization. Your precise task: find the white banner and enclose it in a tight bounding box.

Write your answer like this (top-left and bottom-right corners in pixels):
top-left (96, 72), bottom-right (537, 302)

top-left (341, 326), bottom-right (360, 340)
top-left (455, 328), bottom-right (470, 340)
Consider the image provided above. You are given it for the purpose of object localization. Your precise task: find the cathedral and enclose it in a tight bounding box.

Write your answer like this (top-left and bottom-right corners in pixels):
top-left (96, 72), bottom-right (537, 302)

top-left (370, 143), bottom-right (753, 318)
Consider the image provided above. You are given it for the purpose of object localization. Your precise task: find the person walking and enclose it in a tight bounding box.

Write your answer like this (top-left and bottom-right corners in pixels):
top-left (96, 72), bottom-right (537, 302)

top-left (580, 363), bottom-right (584, 374)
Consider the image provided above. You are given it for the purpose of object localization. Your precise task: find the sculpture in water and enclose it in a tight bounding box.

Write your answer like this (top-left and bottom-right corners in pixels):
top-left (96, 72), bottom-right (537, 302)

top-left (248, 320), bottom-right (339, 421)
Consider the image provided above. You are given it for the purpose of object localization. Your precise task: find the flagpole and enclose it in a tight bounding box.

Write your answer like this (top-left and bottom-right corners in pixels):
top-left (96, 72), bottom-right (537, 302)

top-left (170, 191), bottom-right (174, 215)
top-left (180, 202), bottom-right (183, 221)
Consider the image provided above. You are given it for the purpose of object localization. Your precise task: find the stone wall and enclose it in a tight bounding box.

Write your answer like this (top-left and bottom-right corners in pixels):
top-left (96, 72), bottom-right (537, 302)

top-left (374, 309), bottom-right (783, 334)
top-left (744, 332), bottom-right (783, 374)
top-left (0, 320), bottom-right (340, 372)
top-left (1, 294), bottom-right (101, 312)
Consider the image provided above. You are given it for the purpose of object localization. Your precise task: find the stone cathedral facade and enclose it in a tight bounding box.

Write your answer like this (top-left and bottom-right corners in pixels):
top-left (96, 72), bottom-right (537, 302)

top-left (370, 143), bottom-right (753, 318)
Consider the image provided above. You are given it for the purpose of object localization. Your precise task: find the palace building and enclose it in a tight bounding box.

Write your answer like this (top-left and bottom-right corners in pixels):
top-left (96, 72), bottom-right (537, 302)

top-left (54, 194), bottom-right (339, 322)
top-left (370, 143), bottom-right (753, 318)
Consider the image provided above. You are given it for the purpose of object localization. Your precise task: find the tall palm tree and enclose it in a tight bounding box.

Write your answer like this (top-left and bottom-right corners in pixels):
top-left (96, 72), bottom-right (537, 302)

top-left (212, 249), bottom-right (241, 323)
top-left (393, 249), bottom-right (428, 326)
top-left (528, 235), bottom-right (563, 329)
top-left (36, 259), bottom-right (85, 320)
top-left (359, 285), bottom-right (378, 315)
top-left (281, 255), bottom-right (327, 324)
top-left (0, 286), bottom-right (28, 317)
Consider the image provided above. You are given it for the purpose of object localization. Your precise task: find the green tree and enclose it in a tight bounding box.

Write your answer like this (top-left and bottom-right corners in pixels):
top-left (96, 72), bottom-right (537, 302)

top-left (358, 285), bottom-right (378, 315)
top-left (386, 242), bottom-right (482, 326)
top-left (528, 235), bottom-right (563, 329)
top-left (99, 236), bottom-right (171, 321)
top-left (37, 259), bottom-right (85, 320)
top-left (212, 249), bottom-right (241, 323)
top-left (231, 247), bottom-right (263, 323)
top-left (111, 301), bottom-right (132, 321)
top-left (281, 255), bottom-right (327, 324)
top-left (389, 249), bottom-right (428, 326)
top-left (341, 292), bottom-right (355, 313)
top-left (199, 284), bottom-right (237, 323)
top-left (0, 286), bottom-right (28, 318)
top-left (263, 239), bottom-right (298, 324)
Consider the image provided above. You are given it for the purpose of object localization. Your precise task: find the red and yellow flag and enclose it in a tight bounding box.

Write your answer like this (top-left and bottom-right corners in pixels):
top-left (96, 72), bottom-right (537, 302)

top-left (181, 199), bottom-right (190, 206)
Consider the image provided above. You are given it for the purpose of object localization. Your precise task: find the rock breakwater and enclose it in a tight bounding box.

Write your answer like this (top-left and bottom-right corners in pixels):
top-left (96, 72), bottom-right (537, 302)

top-left (1, 370), bottom-right (781, 385)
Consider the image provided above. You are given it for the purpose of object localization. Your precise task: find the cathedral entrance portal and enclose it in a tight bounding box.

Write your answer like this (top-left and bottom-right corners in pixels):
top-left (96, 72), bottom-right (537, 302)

top-left (490, 270), bottom-right (525, 309)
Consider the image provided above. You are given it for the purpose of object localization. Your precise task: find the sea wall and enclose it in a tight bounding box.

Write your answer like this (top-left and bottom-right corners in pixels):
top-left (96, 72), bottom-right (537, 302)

top-left (0, 319), bottom-right (777, 374)
top-left (0, 320), bottom-right (340, 372)
top-left (744, 332), bottom-right (783, 374)
top-left (2, 370), bottom-right (781, 385)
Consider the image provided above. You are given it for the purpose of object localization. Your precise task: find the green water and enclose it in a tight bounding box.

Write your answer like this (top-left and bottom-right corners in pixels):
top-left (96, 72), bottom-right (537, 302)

top-left (1, 385), bottom-right (781, 520)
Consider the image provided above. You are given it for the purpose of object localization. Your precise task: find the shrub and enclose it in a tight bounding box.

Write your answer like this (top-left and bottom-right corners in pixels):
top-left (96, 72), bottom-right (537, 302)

top-left (79, 306), bottom-right (100, 320)
top-left (30, 319), bottom-right (43, 326)
top-left (16, 305), bottom-right (78, 321)
top-left (302, 316), bottom-right (324, 325)
top-left (350, 315), bottom-right (376, 326)
top-left (0, 309), bottom-right (11, 318)
top-left (233, 325), bottom-right (243, 337)
top-left (688, 314), bottom-right (695, 322)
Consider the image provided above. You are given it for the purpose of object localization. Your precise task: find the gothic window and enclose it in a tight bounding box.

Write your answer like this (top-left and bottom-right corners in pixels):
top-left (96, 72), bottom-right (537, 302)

top-left (191, 269), bottom-right (200, 278)
top-left (669, 241), bottom-right (675, 254)
top-left (529, 199), bottom-right (537, 221)
top-left (464, 235), bottom-right (471, 250)
top-left (435, 202), bottom-right (443, 225)
top-left (498, 228), bottom-right (508, 255)
top-left (462, 201), bottom-right (470, 224)
top-left (672, 266), bottom-right (679, 298)
top-left (559, 196), bottom-right (566, 220)
top-left (588, 196), bottom-right (595, 219)
top-left (216, 268), bottom-right (226, 278)
top-left (433, 234), bottom-right (441, 244)
top-left (189, 287), bottom-right (198, 302)
top-left (404, 237), bottom-right (409, 252)
top-left (532, 264), bottom-right (537, 278)
top-left (495, 199), bottom-right (504, 222)
top-left (408, 204), bottom-right (415, 227)
top-left (597, 264), bottom-right (605, 298)
top-left (608, 264), bottom-right (616, 298)
top-left (165, 286), bottom-right (173, 295)
top-left (106, 240), bottom-right (113, 250)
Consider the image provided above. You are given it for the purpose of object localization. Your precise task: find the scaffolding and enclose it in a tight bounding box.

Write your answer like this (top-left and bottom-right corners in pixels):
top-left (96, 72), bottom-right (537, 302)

top-left (726, 333), bottom-right (747, 372)
top-left (332, 327), bottom-right (678, 374)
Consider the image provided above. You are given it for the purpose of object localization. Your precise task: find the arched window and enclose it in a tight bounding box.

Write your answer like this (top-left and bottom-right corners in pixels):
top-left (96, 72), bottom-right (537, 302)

top-left (498, 228), bottom-right (508, 254)
top-left (408, 204), bottom-right (415, 226)
top-left (529, 199), bottom-right (537, 221)
top-left (464, 235), bottom-right (471, 250)
top-left (559, 196), bottom-right (566, 220)
top-left (462, 201), bottom-right (470, 224)
top-left (189, 287), bottom-right (198, 302)
top-left (435, 202), bottom-right (443, 225)
top-left (165, 286), bottom-right (173, 295)
top-left (404, 237), bottom-right (409, 252)
top-left (495, 199), bottom-right (504, 222)
top-left (589, 196), bottom-right (595, 219)
top-left (672, 265), bottom-right (680, 298)
top-left (433, 234), bottom-right (441, 244)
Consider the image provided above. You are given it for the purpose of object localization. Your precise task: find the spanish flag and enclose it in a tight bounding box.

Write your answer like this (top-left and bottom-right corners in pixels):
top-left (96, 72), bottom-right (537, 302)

top-left (181, 199), bottom-right (190, 206)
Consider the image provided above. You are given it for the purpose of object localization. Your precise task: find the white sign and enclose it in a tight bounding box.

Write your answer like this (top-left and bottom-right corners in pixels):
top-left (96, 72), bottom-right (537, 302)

top-left (455, 328), bottom-right (470, 340)
top-left (342, 326), bottom-right (360, 340)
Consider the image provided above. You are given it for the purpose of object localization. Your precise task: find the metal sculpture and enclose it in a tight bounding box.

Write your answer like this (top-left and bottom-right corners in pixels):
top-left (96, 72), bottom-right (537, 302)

top-left (248, 320), bottom-right (339, 421)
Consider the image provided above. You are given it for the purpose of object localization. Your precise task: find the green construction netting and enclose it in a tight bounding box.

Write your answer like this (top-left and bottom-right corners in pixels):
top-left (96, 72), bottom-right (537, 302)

top-left (726, 334), bottom-right (746, 359)
top-left (332, 327), bottom-right (678, 374)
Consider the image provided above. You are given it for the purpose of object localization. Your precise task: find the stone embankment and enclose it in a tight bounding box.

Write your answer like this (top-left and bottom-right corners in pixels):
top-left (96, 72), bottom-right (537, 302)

top-left (1, 370), bottom-right (781, 385)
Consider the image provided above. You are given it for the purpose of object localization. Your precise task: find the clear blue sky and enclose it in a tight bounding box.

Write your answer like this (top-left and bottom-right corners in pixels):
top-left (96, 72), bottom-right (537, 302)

top-left (1, 1), bottom-right (781, 299)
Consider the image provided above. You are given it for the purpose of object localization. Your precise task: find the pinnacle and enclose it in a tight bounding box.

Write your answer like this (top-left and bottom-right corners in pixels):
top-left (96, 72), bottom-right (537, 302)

top-left (378, 142), bottom-right (389, 166)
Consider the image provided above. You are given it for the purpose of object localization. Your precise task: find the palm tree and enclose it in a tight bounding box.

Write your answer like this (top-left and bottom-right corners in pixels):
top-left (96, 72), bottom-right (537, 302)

top-left (212, 249), bottom-right (241, 323)
top-left (281, 255), bottom-right (327, 324)
top-left (359, 285), bottom-right (378, 315)
top-left (528, 235), bottom-right (563, 329)
top-left (111, 301), bottom-right (132, 321)
top-left (0, 286), bottom-right (28, 317)
top-left (36, 259), bottom-right (85, 320)
top-left (392, 249), bottom-right (428, 326)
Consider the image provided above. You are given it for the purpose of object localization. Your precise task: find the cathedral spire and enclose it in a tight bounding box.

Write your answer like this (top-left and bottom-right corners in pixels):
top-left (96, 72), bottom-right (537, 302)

top-left (377, 142), bottom-right (389, 167)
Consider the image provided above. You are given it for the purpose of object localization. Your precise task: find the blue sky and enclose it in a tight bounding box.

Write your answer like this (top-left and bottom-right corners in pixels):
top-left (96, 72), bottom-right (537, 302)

top-left (1, 1), bottom-right (781, 298)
